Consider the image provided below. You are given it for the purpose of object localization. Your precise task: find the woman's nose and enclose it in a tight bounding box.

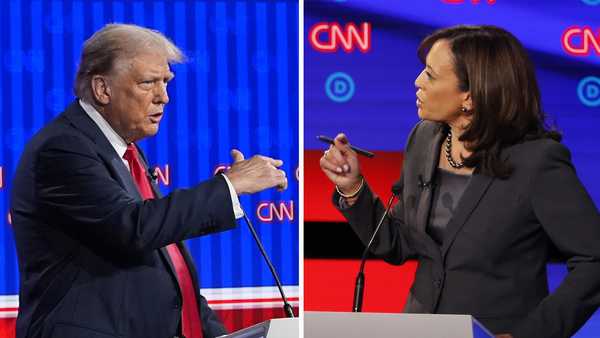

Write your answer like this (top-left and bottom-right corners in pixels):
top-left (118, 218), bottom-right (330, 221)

top-left (414, 70), bottom-right (424, 89)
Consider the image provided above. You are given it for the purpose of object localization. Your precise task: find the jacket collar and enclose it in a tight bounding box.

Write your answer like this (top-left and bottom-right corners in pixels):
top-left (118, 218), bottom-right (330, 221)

top-left (62, 100), bottom-right (142, 201)
top-left (63, 101), bottom-right (186, 292)
top-left (414, 123), bottom-right (495, 259)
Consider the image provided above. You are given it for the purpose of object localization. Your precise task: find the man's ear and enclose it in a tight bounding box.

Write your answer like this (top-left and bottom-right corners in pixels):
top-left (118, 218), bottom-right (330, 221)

top-left (91, 75), bottom-right (111, 105)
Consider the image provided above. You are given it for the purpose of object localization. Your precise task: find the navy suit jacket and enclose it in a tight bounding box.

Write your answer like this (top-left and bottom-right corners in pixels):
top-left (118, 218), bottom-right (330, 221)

top-left (11, 101), bottom-right (237, 338)
top-left (337, 120), bottom-right (600, 338)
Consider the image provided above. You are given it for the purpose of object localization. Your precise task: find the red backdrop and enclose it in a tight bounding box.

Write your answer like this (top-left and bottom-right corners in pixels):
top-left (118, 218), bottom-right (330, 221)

top-left (304, 149), bottom-right (416, 312)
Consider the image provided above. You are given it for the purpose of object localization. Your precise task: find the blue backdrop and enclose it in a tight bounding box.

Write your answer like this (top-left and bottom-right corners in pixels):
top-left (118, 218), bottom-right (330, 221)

top-left (0, 0), bottom-right (299, 300)
top-left (305, 0), bottom-right (599, 336)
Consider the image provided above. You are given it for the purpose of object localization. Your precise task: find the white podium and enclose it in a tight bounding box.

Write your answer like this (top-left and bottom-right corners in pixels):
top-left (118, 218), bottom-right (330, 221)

top-left (304, 311), bottom-right (494, 338)
top-left (219, 318), bottom-right (299, 338)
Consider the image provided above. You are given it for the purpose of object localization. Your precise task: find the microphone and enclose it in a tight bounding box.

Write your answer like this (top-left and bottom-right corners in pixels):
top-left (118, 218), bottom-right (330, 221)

top-left (352, 179), bottom-right (402, 312)
top-left (147, 167), bottom-right (158, 182)
top-left (216, 169), bottom-right (295, 318)
top-left (391, 179), bottom-right (403, 196)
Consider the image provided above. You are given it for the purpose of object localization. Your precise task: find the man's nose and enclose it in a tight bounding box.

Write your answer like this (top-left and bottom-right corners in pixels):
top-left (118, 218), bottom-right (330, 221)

top-left (155, 82), bottom-right (169, 104)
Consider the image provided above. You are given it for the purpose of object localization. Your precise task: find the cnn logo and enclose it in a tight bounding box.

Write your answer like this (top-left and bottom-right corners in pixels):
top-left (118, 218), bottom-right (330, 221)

top-left (151, 165), bottom-right (170, 186)
top-left (256, 201), bottom-right (294, 222)
top-left (309, 22), bottom-right (371, 53)
top-left (562, 26), bottom-right (600, 56)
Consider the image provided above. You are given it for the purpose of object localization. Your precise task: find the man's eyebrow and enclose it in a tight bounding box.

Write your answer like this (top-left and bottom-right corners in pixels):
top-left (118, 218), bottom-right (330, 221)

top-left (140, 72), bottom-right (175, 80)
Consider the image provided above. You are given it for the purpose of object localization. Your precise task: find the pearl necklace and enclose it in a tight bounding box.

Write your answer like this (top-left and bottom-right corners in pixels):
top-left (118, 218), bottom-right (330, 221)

top-left (444, 129), bottom-right (464, 169)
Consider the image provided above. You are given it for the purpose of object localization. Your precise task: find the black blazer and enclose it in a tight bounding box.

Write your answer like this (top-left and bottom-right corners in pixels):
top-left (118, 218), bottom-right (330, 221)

top-left (11, 101), bottom-right (236, 338)
top-left (336, 120), bottom-right (600, 337)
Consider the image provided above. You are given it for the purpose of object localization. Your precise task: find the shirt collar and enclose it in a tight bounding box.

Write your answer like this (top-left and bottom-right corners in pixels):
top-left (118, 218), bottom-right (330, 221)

top-left (79, 99), bottom-right (129, 159)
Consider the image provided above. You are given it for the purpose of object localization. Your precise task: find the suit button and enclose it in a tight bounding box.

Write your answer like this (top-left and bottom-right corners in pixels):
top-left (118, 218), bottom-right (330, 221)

top-left (173, 299), bottom-right (181, 309)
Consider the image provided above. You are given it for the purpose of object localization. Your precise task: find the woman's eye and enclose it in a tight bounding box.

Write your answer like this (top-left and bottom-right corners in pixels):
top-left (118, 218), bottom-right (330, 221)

top-left (426, 71), bottom-right (433, 79)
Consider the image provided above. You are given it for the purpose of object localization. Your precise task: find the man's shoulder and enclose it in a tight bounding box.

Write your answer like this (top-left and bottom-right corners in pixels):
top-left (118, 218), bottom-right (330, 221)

top-left (25, 106), bottom-right (95, 157)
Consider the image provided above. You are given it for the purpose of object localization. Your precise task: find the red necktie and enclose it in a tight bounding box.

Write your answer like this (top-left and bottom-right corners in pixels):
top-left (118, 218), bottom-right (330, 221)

top-left (123, 144), bottom-right (204, 338)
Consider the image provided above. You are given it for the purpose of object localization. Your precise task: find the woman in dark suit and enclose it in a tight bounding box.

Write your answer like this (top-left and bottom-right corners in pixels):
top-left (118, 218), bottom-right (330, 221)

top-left (319, 25), bottom-right (600, 338)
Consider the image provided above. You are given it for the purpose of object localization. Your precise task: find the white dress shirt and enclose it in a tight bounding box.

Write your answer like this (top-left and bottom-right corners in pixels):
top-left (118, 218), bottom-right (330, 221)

top-left (79, 99), bottom-right (244, 218)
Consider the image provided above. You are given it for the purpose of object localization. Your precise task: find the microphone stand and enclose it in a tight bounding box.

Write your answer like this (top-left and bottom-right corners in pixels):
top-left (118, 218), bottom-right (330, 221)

top-left (242, 211), bottom-right (295, 318)
top-left (217, 168), bottom-right (294, 318)
top-left (352, 193), bottom-right (397, 313)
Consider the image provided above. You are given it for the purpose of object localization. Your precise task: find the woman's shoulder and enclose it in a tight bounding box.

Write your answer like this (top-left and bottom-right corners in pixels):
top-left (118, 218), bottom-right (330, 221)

top-left (411, 119), bottom-right (444, 136)
top-left (405, 120), bottom-right (444, 149)
top-left (509, 137), bottom-right (568, 157)
top-left (506, 137), bottom-right (572, 170)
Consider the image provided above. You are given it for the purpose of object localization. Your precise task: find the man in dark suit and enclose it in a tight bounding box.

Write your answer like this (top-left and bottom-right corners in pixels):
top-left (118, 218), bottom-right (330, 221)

top-left (11, 24), bottom-right (287, 338)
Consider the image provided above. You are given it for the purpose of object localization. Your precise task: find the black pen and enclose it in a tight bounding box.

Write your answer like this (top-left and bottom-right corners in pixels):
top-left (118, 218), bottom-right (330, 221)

top-left (316, 135), bottom-right (375, 158)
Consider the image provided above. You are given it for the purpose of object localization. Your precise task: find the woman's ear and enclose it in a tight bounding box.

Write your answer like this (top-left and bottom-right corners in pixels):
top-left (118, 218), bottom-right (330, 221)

top-left (461, 91), bottom-right (473, 113)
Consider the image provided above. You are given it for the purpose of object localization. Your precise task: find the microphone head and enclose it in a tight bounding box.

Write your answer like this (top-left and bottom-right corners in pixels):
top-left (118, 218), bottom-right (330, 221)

top-left (391, 179), bottom-right (402, 196)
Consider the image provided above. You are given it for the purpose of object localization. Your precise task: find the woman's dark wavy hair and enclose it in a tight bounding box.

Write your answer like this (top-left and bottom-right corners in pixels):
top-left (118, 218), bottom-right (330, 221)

top-left (418, 25), bottom-right (561, 179)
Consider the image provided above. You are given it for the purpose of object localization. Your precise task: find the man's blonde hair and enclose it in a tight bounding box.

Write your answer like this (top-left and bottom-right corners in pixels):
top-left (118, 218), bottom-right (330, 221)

top-left (74, 23), bottom-right (184, 102)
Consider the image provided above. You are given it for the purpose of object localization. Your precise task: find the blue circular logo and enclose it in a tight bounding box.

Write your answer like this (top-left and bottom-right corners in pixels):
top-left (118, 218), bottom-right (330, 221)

top-left (325, 72), bottom-right (355, 103)
top-left (582, 0), bottom-right (600, 5)
top-left (577, 76), bottom-right (600, 107)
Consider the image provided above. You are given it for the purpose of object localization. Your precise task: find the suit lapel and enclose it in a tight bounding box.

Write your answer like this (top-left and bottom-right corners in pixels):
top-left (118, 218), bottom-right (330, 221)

top-left (411, 123), bottom-right (496, 259)
top-left (159, 247), bottom-right (179, 294)
top-left (149, 183), bottom-right (179, 289)
top-left (62, 101), bottom-right (142, 200)
top-left (179, 243), bottom-right (202, 295)
top-left (108, 156), bottom-right (143, 200)
top-left (64, 101), bottom-right (183, 294)
top-left (144, 159), bottom-right (179, 283)
top-left (135, 146), bottom-right (183, 293)
top-left (440, 170), bottom-right (494, 260)
top-left (415, 126), bottom-right (445, 233)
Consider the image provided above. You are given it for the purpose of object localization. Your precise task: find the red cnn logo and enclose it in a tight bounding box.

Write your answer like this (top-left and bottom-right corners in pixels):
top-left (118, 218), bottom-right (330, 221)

top-left (309, 22), bottom-right (371, 53)
top-left (151, 165), bottom-right (170, 186)
top-left (441, 0), bottom-right (496, 4)
top-left (256, 201), bottom-right (294, 222)
top-left (562, 26), bottom-right (600, 56)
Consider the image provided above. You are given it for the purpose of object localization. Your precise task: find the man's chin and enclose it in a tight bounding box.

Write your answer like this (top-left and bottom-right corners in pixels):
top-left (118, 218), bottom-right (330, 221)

top-left (135, 125), bottom-right (159, 141)
top-left (147, 125), bottom-right (160, 136)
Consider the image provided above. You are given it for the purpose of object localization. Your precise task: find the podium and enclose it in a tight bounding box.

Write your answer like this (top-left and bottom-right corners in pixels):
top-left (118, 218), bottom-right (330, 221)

top-left (304, 312), bottom-right (494, 338)
top-left (218, 318), bottom-right (299, 338)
